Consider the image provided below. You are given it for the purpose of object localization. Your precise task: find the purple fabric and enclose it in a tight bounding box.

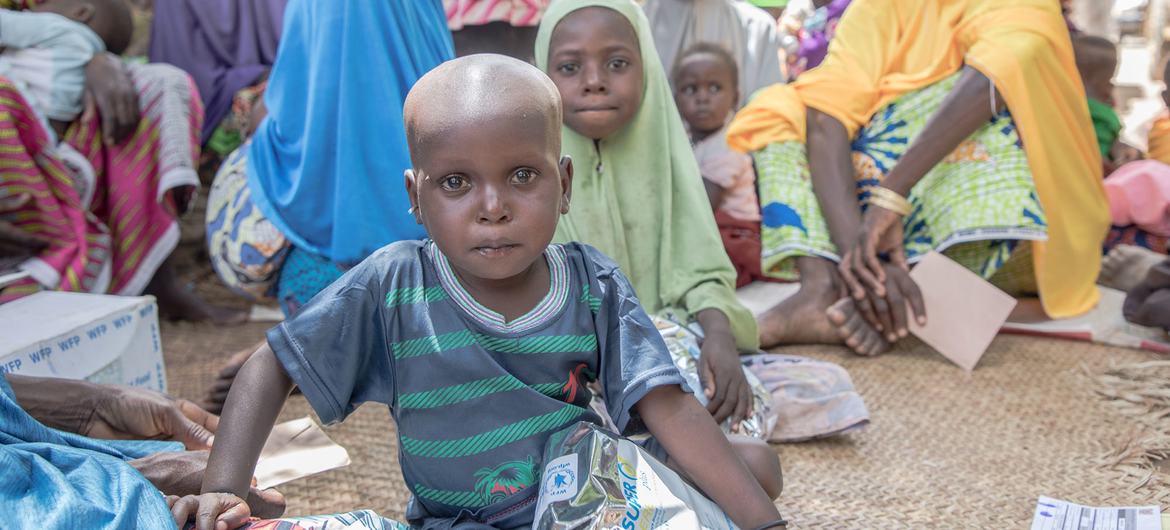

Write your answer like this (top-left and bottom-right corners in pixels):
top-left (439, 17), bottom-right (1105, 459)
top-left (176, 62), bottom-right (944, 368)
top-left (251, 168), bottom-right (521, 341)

top-left (797, 0), bottom-right (850, 73)
top-left (148, 0), bottom-right (287, 144)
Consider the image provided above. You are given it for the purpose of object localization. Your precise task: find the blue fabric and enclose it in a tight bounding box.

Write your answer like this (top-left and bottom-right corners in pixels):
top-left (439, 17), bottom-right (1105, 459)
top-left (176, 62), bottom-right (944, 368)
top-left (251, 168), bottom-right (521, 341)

top-left (246, 0), bottom-right (454, 264)
top-left (0, 377), bottom-right (181, 529)
top-left (276, 245), bottom-right (345, 317)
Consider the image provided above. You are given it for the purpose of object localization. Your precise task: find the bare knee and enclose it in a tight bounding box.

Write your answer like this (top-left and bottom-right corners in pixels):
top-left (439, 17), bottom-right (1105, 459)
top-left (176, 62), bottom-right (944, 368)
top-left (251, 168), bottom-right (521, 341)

top-left (731, 436), bottom-right (783, 500)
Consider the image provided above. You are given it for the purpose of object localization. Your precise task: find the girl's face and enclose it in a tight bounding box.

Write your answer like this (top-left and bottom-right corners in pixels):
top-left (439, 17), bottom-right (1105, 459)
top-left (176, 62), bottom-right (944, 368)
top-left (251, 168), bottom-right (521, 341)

top-left (547, 7), bottom-right (644, 141)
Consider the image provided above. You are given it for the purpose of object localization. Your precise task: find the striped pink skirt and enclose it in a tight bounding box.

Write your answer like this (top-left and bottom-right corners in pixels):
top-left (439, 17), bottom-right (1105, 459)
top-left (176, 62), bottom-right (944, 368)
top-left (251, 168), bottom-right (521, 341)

top-left (0, 63), bottom-right (202, 302)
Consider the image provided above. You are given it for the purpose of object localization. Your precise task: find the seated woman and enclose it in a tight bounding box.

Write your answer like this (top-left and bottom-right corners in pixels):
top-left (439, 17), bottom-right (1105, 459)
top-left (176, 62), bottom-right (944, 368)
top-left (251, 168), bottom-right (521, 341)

top-left (0, 0), bottom-right (241, 323)
top-left (727, 0), bottom-right (1110, 354)
top-left (201, 0), bottom-right (453, 412)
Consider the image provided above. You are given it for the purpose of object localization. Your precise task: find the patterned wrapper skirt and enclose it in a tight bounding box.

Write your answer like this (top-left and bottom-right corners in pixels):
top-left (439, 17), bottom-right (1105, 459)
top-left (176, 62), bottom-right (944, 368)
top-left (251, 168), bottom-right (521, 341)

top-left (754, 72), bottom-right (1046, 294)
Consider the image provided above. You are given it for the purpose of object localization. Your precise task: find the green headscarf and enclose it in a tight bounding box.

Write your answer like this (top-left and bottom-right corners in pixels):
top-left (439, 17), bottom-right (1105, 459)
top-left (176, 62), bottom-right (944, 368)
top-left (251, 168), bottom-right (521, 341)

top-left (1087, 97), bottom-right (1121, 160)
top-left (536, 0), bottom-right (759, 350)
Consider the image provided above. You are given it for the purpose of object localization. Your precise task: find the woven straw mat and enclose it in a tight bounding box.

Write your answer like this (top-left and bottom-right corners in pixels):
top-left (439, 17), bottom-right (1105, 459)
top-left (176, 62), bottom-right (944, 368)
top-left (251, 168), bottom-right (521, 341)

top-left (161, 319), bottom-right (1168, 528)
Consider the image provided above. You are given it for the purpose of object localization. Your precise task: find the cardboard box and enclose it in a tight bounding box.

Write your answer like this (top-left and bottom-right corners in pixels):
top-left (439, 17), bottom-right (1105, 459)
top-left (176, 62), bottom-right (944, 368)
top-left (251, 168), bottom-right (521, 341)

top-left (0, 292), bottom-right (166, 392)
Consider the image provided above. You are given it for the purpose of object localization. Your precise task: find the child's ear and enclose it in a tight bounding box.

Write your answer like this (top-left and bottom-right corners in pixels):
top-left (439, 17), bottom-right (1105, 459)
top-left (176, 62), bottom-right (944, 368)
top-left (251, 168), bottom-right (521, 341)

top-left (73, 2), bottom-right (97, 23)
top-left (404, 169), bottom-right (423, 224)
top-left (559, 156), bottom-right (573, 215)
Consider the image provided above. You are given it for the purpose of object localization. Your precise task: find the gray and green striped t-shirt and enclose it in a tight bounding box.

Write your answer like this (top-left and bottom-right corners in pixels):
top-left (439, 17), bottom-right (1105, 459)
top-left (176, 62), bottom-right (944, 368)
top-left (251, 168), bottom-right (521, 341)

top-left (267, 240), bottom-right (688, 527)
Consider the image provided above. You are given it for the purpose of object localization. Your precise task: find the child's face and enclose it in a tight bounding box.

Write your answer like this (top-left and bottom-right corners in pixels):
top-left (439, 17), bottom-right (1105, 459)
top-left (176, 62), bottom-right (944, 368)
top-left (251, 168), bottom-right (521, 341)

top-left (673, 53), bottom-right (738, 136)
top-left (406, 112), bottom-right (572, 283)
top-left (547, 7), bottom-right (644, 141)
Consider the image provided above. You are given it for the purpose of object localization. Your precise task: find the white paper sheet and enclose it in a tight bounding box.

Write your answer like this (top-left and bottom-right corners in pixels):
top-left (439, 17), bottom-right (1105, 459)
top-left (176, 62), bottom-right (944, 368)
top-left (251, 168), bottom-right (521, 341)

top-left (254, 417), bottom-right (351, 489)
top-left (1030, 496), bottom-right (1161, 530)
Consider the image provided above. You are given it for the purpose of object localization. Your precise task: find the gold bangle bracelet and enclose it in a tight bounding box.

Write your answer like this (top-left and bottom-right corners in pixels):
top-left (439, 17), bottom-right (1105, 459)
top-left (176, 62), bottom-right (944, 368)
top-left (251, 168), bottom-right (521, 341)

top-left (867, 186), bottom-right (912, 215)
top-left (866, 194), bottom-right (912, 216)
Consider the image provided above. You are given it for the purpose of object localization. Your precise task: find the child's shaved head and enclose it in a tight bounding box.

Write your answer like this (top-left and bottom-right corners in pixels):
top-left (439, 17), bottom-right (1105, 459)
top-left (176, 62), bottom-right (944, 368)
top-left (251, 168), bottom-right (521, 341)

top-left (403, 54), bottom-right (573, 283)
top-left (404, 54), bottom-right (563, 167)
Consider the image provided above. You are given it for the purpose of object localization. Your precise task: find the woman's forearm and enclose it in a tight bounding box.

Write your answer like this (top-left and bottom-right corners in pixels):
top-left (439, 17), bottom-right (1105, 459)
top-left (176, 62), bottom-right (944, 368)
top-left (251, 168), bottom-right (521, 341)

top-left (806, 108), bottom-right (863, 251)
top-left (881, 66), bottom-right (1005, 196)
top-left (7, 374), bottom-right (101, 433)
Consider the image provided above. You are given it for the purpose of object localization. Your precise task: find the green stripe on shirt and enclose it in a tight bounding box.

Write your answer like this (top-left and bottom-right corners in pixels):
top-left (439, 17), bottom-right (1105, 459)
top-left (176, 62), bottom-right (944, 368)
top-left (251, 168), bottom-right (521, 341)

top-left (400, 406), bottom-right (584, 458)
top-left (391, 330), bottom-right (597, 359)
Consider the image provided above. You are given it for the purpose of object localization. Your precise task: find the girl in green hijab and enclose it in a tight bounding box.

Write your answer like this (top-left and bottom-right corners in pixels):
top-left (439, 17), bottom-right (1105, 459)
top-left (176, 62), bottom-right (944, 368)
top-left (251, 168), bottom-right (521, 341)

top-left (537, 0), bottom-right (761, 427)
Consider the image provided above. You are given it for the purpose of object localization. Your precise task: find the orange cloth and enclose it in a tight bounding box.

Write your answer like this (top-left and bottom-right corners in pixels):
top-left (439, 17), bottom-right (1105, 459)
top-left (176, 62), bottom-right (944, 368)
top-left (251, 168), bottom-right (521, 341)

top-left (1148, 113), bottom-right (1170, 166)
top-left (727, 0), bottom-right (1109, 318)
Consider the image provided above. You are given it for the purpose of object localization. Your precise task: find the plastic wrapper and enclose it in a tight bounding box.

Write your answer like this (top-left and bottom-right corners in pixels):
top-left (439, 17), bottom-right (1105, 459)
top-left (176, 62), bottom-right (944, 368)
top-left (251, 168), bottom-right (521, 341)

top-left (532, 422), bottom-right (738, 530)
top-left (654, 318), bottom-right (775, 440)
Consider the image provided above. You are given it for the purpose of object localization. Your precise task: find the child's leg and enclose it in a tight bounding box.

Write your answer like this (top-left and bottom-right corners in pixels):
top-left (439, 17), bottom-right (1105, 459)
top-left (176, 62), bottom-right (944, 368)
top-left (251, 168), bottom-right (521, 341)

top-left (728, 435), bottom-right (784, 500)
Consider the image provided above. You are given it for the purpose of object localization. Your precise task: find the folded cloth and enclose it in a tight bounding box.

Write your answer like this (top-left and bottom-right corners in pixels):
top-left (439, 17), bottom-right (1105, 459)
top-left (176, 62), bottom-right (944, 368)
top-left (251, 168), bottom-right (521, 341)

top-left (1105, 160), bottom-right (1170, 237)
top-left (742, 353), bottom-right (870, 442)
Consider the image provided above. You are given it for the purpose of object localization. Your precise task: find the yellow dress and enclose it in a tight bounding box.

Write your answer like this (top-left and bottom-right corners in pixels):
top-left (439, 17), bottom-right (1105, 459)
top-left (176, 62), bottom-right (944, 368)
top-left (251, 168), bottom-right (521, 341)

top-left (728, 0), bottom-right (1109, 318)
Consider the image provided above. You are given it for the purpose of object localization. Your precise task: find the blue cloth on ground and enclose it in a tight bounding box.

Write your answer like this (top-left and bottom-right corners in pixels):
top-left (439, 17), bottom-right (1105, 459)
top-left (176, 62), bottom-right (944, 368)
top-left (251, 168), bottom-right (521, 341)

top-left (246, 0), bottom-right (454, 264)
top-left (0, 377), bottom-right (180, 529)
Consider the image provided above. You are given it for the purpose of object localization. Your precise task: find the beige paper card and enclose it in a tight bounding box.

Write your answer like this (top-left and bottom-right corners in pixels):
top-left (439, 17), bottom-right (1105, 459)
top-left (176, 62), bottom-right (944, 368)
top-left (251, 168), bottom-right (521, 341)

top-left (908, 252), bottom-right (1017, 371)
top-left (254, 417), bottom-right (351, 489)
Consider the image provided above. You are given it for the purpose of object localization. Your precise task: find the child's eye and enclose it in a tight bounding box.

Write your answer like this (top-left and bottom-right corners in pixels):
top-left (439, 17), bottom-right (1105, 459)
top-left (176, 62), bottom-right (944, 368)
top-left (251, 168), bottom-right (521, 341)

top-left (439, 175), bottom-right (468, 191)
top-left (557, 62), bottom-right (579, 75)
top-left (511, 169), bottom-right (538, 184)
top-left (608, 58), bottom-right (630, 70)
top-left (709, 83), bottom-right (722, 94)
top-left (682, 85), bottom-right (697, 95)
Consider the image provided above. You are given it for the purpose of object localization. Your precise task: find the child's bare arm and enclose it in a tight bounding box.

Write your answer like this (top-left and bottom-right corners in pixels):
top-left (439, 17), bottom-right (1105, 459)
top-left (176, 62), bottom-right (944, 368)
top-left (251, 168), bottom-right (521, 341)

top-left (638, 385), bottom-right (784, 529)
top-left (702, 178), bottom-right (725, 210)
top-left (170, 344), bottom-right (294, 530)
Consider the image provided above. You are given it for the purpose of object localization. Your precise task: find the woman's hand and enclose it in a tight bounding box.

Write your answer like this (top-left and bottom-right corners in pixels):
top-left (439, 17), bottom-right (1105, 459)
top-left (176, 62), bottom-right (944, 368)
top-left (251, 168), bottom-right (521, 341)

top-left (84, 53), bottom-right (140, 144)
top-left (83, 385), bottom-right (219, 450)
top-left (839, 205), bottom-right (926, 340)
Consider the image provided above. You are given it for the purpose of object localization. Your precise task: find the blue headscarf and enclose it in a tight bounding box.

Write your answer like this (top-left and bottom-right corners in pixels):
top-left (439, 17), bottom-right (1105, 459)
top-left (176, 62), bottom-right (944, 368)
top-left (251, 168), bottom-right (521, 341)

top-left (247, 0), bottom-right (454, 264)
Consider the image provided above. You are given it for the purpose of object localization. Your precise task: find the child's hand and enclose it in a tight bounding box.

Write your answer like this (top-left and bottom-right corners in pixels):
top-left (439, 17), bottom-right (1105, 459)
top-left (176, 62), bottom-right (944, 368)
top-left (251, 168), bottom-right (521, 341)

top-left (169, 492), bottom-right (251, 530)
top-left (695, 309), bottom-right (751, 428)
top-left (699, 329), bottom-right (751, 427)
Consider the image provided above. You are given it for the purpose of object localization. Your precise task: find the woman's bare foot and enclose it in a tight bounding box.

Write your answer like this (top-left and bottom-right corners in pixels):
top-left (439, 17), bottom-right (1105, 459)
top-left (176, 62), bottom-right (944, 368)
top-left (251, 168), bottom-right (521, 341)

top-left (203, 341), bottom-right (263, 414)
top-left (146, 260), bottom-right (247, 325)
top-left (826, 298), bottom-right (889, 356)
top-left (1100, 245), bottom-right (1166, 293)
top-left (757, 257), bottom-right (888, 355)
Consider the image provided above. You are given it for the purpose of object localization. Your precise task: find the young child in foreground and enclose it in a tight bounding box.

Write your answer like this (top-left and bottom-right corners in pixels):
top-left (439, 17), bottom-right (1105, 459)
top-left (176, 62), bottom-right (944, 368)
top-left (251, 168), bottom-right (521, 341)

top-left (169, 55), bottom-right (784, 530)
top-left (673, 42), bottom-right (771, 288)
top-left (0, 0), bottom-right (132, 139)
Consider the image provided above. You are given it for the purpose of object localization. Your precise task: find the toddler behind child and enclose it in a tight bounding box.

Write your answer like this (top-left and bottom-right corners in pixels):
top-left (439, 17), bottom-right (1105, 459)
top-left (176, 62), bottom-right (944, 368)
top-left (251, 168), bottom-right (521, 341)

top-left (0, 0), bottom-right (132, 139)
top-left (673, 41), bottom-right (771, 288)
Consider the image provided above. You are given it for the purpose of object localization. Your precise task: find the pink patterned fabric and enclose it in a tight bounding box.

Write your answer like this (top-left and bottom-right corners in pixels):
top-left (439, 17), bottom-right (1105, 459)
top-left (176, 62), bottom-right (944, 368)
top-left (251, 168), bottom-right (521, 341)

top-left (1105, 160), bottom-right (1170, 237)
top-left (0, 76), bottom-right (110, 302)
top-left (1, 63), bottom-right (202, 302)
top-left (444, 0), bottom-right (549, 30)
